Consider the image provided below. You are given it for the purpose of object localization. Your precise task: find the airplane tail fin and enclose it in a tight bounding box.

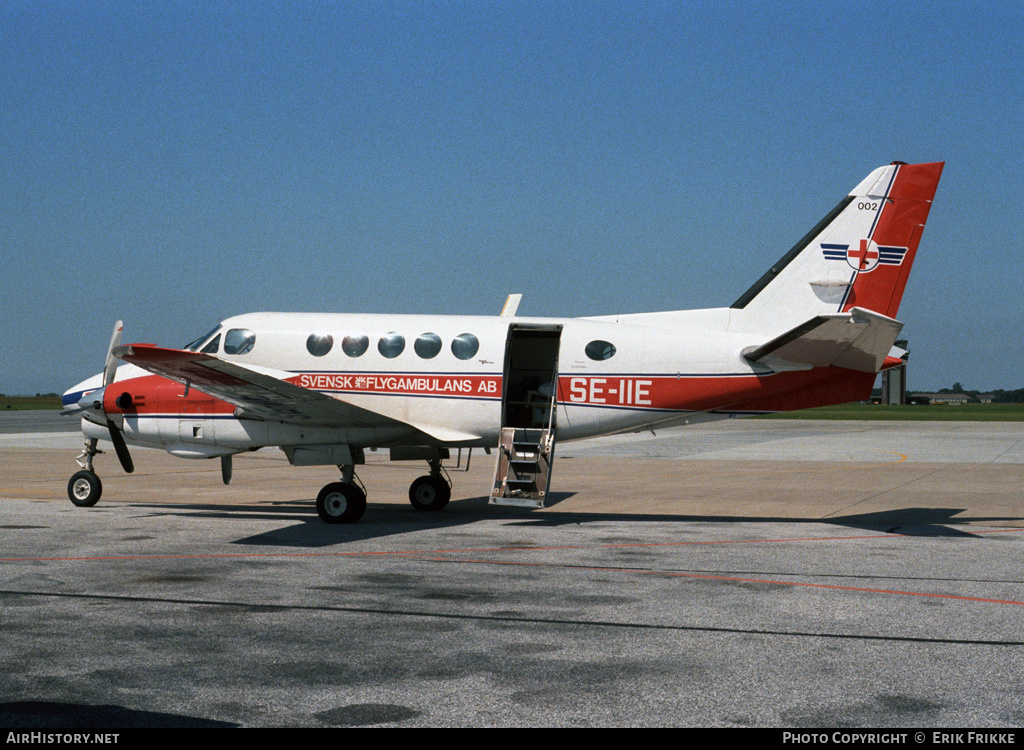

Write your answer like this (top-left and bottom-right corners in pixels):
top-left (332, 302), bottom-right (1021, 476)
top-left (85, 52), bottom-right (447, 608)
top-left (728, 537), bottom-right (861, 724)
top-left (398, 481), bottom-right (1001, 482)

top-left (731, 161), bottom-right (944, 332)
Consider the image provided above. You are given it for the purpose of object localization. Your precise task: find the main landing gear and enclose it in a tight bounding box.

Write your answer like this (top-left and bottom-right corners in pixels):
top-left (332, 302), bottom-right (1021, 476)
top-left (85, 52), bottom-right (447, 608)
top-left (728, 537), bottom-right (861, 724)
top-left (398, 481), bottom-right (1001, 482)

top-left (316, 482), bottom-right (367, 524)
top-left (314, 459), bottom-right (452, 524)
top-left (316, 464), bottom-right (367, 524)
top-left (409, 459), bottom-right (451, 512)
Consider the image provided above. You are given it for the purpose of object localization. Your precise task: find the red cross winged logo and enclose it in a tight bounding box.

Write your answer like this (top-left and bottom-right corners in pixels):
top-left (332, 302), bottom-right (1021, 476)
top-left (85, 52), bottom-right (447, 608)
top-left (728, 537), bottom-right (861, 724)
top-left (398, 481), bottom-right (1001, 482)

top-left (821, 240), bottom-right (909, 273)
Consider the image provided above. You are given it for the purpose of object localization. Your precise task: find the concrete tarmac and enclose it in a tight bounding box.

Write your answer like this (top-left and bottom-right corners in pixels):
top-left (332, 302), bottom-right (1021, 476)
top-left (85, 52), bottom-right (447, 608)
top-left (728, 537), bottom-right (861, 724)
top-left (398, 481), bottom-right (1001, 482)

top-left (1, 414), bottom-right (1023, 727)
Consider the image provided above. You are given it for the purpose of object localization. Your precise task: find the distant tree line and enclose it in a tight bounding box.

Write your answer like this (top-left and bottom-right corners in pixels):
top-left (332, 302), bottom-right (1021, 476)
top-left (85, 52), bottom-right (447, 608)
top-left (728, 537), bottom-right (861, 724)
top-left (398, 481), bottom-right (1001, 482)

top-left (916, 384), bottom-right (1024, 403)
top-left (990, 389), bottom-right (1024, 403)
top-left (931, 383), bottom-right (1024, 402)
top-left (874, 384), bottom-right (1024, 403)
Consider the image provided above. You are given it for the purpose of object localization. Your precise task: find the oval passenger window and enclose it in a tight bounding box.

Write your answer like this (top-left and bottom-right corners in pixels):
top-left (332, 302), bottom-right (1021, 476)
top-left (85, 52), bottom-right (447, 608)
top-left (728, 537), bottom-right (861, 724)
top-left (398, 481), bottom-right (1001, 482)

top-left (306, 333), bottom-right (333, 357)
top-left (342, 334), bottom-right (369, 357)
top-left (451, 333), bottom-right (479, 360)
top-left (414, 333), bottom-right (442, 359)
top-left (584, 340), bottom-right (616, 361)
top-left (378, 332), bottom-right (406, 359)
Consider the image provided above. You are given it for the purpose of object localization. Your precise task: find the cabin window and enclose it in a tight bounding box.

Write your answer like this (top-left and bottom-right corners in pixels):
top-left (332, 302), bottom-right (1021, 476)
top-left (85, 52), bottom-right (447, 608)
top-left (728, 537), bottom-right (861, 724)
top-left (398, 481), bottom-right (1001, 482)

top-left (184, 326), bottom-right (220, 352)
top-left (200, 334), bottom-right (221, 354)
top-left (306, 333), bottom-right (333, 357)
top-left (414, 333), bottom-right (442, 359)
top-left (585, 340), bottom-right (616, 361)
top-left (451, 333), bottom-right (479, 360)
top-left (224, 328), bottom-right (256, 355)
top-left (378, 332), bottom-right (405, 359)
top-left (342, 334), bottom-right (369, 357)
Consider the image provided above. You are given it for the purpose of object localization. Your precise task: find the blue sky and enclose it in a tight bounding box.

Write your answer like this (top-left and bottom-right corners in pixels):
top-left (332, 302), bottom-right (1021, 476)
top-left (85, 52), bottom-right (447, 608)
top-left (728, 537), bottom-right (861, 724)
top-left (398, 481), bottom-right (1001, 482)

top-left (2, 1), bottom-right (1021, 395)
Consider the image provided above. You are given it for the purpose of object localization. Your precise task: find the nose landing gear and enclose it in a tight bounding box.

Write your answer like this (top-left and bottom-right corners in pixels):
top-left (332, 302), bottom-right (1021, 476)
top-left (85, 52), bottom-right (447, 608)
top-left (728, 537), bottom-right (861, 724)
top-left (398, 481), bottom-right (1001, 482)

top-left (67, 438), bottom-right (103, 507)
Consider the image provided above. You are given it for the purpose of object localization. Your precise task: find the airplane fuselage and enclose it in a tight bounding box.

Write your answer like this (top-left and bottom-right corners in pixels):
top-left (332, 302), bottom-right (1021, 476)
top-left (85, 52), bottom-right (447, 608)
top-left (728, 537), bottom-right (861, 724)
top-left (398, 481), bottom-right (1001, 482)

top-left (66, 309), bottom-right (873, 458)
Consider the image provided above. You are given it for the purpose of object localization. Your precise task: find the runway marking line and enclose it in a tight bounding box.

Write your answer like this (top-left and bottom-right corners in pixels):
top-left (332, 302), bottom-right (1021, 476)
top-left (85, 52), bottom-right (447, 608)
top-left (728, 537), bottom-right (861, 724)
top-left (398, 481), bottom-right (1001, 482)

top-left (2, 527), bottom-right (1019, 564)
top-left (415, 555), bottom-right (1024, 608)
top-left (3, 528), bottom-right (1023, 606)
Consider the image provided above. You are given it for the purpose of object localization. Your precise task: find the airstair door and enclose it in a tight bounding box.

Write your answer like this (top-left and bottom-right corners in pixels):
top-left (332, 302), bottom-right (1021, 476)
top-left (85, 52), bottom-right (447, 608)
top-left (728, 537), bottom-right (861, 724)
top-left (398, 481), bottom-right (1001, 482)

top-left (490, 324), bottom-right (561, 508)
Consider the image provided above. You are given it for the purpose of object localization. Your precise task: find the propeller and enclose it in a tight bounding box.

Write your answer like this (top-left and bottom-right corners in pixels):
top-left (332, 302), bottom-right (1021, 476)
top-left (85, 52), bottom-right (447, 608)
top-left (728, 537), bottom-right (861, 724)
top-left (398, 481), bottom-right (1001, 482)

top-left (101, 321), bottom-right (134, 474)
top-left (63, 321), bottom-right (135, 474)
top-left (106, 415), bottom-right (134, 474)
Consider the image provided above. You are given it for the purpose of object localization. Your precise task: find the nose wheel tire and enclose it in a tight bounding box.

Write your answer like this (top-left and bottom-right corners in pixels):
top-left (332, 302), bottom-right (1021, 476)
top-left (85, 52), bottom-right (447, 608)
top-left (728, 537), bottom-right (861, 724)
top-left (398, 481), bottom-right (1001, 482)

top-left (316, 482), bottom-right (367, 524)
top-left (409, 475), bottom-right (451, 512)
top-left (68, 470), bottom-right (103, 507)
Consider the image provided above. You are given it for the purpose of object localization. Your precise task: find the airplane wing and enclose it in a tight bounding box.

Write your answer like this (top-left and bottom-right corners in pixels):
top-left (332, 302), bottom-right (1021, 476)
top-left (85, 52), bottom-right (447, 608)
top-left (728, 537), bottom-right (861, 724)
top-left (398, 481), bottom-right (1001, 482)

top-left (742, 306), bottom-right (903, 373)
top-left (112, 344), bottom-right (481, 442)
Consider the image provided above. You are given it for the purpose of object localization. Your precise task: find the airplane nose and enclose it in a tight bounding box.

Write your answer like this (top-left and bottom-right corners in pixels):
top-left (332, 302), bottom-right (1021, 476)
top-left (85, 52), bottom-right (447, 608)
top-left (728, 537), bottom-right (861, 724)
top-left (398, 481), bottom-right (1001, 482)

top-left (79, 386), bottom-right (105, 411)
top-left (60, 386), bottom-right (105, 417)
top-left (61, 372), bottom-right (107, 416)
top-left (61, 321), bottom-right (135, 475)
top-left (60, 388), bottom-right (78, 410)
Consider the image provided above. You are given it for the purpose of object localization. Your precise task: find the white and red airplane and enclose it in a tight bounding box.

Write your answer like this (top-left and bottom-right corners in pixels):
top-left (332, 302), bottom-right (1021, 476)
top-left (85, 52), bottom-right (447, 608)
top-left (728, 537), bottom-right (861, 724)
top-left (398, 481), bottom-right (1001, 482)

top-left (61, 161), bottom-right (944, 523)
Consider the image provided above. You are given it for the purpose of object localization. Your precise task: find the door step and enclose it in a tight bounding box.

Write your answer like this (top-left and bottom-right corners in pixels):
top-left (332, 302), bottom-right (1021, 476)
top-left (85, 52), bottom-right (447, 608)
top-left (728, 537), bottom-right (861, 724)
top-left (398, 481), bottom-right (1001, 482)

top-left (490, 427), bottom-right (555, 508)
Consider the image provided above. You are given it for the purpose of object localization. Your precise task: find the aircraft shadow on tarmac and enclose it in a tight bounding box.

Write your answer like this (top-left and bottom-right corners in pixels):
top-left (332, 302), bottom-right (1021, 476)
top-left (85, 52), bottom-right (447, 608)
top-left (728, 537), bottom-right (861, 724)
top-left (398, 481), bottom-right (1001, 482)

top-left (113, 493), bottom-right (1019, 547)
top-left (505, 507), bottom-right (1003, 538)
top-left (0, 700), bottom-right (237, 729)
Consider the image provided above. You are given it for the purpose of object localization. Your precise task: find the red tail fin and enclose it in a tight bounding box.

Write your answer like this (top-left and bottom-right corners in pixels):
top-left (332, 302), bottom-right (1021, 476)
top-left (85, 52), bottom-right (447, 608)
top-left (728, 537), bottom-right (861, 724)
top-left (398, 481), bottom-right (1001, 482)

top-left (842, 161), bottom-right (944, 317)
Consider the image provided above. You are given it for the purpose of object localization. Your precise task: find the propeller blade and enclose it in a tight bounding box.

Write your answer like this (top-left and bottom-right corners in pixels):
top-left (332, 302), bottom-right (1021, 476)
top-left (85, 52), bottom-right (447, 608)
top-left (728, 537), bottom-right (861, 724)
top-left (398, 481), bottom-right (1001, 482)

top-left (103, 321), bottom-right (124, 388)
top-left (106, 419), bottom-right (134, 474)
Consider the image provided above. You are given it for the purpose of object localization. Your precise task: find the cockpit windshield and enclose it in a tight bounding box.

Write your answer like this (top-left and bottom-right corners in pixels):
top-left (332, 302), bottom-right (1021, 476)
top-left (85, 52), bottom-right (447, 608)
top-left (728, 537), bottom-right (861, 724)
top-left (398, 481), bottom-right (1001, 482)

top-left (183, 326), bottom-right (222, 352)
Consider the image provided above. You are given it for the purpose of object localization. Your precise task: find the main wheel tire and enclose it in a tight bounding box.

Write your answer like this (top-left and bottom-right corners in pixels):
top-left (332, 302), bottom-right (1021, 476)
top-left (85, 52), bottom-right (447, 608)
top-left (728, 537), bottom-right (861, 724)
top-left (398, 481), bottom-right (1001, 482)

top-left (68, 470), bottom-right (102, 507)
top-left (316, 482), bottom-right (367, 524)
top-left (408, 475), bottom-right (451, 512)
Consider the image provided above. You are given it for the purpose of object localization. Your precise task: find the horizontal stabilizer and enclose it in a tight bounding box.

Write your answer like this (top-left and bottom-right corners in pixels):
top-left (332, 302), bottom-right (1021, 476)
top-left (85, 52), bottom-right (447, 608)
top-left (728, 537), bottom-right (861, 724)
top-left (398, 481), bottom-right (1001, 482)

top-left (743, 307), bottom-right (903, 373)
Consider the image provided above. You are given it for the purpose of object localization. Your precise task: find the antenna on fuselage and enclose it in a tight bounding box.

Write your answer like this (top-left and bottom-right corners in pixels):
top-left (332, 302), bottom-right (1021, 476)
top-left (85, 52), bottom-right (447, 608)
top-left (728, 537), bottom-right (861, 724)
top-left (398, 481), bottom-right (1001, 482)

top-left (500, 294), bottom-right (522, 317)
